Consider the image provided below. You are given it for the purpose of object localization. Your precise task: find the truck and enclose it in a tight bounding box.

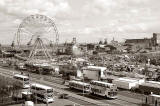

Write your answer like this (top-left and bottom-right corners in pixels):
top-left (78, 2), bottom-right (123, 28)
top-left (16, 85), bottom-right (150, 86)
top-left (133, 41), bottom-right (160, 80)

top-left (112, 77), bottom-right (145, 90)
top-left (139, 81), bottom-right (160, 95)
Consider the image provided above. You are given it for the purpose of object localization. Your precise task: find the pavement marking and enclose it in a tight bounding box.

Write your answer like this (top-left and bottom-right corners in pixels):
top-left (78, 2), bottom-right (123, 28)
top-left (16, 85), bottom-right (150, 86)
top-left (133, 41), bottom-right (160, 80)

top-left (67, 99), bottom-right (84, 106)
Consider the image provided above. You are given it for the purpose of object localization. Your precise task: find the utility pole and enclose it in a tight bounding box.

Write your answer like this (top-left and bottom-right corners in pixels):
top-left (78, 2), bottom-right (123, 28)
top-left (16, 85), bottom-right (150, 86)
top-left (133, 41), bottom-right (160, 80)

top-left (35, 83), bottom-right (37, 105)
top-left (46, 90), bottom-right (48, 106)
top-left (83, 73), bottom-right (85, 97)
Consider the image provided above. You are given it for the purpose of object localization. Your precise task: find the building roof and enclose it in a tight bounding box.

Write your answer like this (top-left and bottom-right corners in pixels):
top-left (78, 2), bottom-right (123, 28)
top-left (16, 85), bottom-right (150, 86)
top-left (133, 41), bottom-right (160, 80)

top-left (31, 83), bottom-right (53, 90)
top-left (14, 74), bottom-right (29, 79)
top-left (141, 81), bottom-right (160, 88)
top-left (114, 77), bottom-right (143, 83)
top-left (150, 94), bottom-right (160, 98)
top-left (22, 91), bottom-right (32, 95)
top-left (69, 80), bottom-right (90, 86)
top-left (91, 80), bottom-right (115, 86)
top-left (125, 38), bottom-right (151, 44)
top-left (86, 66), bottom-right (106, 70)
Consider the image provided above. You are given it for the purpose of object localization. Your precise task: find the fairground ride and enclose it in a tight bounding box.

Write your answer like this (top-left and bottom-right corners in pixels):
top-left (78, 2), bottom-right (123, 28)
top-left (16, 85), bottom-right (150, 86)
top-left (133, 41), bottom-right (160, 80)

top-left (13, 14), bottom-right (59, 61)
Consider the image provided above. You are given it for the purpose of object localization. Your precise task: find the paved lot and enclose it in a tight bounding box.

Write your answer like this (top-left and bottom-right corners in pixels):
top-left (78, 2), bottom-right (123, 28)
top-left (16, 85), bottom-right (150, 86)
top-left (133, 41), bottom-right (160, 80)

top-left (9, 98), bottom-right (80, 106)
top-left (1, 67), bottom-right (144, 106)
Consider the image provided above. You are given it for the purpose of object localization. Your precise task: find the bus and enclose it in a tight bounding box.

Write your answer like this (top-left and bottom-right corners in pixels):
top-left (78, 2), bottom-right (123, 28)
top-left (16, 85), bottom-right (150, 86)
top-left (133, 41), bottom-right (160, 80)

top-left (13, 74), bottom-right (30, 89)
top-left (90, 80), bottom-right (118, 99)
top-left (31, 83), bottom-right (54, 103)
top-left (69, 80), bottom-right (90, 92)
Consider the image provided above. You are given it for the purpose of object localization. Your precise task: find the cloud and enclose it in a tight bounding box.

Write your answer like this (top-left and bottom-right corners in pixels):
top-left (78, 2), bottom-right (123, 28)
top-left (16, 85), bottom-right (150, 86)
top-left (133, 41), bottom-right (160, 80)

top-left (0, 0), bottom-right (71, 17)
top-left (81, 0), bottom-right (160, 34)
top-left (82, 0), bottom-right (117, 16)
top-left (13, 19), bottom-right (21, 25)
top-left (0, 0), bottom-right (160, 44)
top-left (0, 0), bottom-right (72, 44)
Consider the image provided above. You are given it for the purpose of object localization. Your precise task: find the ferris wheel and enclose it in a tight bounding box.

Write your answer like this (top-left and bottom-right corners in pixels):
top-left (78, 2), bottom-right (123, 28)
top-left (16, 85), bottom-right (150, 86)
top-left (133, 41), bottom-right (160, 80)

top-left (16, 14), bottom-right (59, 60)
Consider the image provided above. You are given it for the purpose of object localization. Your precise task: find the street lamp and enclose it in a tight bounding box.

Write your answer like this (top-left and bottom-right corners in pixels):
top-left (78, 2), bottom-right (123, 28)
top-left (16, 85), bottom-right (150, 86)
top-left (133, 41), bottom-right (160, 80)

top-left (46, 90), bottom-right (48, 106)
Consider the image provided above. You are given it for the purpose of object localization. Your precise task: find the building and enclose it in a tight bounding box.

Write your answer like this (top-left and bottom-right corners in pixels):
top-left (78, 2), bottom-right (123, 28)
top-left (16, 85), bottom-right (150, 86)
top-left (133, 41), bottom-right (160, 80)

top-left (125, 38), bottom-right (152, 52)
top-left (86, 43), bottom-right (95, 51)
top-left (82, 66), bottom-right (107, 80)
top-left (125, 33), bottom-right (160, 52)
top-left (152, 33), bottom-right (160, 46)
top-left (112, 77), bottom-right (145, 90)
top-left (57, 38), bottom-right (83, 56)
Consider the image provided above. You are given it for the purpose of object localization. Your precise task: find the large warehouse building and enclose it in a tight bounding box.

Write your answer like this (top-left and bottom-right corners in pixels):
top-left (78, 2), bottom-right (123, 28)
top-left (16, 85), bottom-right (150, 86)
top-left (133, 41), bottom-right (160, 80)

top-left (125, 33), bottom-right (160, 52)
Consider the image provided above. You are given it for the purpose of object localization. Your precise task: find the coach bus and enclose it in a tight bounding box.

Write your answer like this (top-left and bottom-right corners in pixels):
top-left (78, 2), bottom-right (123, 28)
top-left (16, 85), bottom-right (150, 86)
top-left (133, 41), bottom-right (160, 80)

top-left (69, 80), bottom-right (90, 92)
top-left (13, 74), bottom-right (30, 89)
top-left (31, 83), bottom-right (54, 103)
top-left (90, 80), bottom-right (118, 99)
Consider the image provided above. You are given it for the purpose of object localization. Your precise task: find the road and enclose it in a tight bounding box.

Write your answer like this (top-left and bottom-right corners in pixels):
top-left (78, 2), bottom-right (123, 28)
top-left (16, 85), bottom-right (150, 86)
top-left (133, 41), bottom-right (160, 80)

top-left (9, 98), bottom-right (82, 106)
top-left (0, 66), bottom-right (144, 106)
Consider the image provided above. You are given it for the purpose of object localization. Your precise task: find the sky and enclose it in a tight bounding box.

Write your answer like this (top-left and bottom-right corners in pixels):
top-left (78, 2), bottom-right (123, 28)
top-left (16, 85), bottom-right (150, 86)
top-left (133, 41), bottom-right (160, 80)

top-left (0, 0), bottom-right (160, 44)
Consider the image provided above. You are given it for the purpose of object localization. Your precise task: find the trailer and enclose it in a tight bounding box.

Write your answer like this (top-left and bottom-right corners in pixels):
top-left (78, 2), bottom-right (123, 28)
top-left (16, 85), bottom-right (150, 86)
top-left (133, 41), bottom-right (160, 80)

top-left (112, 77), bottom-right (145, 90)
top-left (139, 81), bottom-right (160, 95)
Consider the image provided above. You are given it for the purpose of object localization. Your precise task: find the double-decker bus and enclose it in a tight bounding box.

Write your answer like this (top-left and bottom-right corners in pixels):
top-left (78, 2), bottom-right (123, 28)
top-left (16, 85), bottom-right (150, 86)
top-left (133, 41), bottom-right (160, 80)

top-left (90, 80), bottom-right (117, 99)
top-left (31, 83), bottom-right (54, 103)
top-left (13, 74), bottom-right (30, 89)
top-left (69, 80), bottom-right (90, 92)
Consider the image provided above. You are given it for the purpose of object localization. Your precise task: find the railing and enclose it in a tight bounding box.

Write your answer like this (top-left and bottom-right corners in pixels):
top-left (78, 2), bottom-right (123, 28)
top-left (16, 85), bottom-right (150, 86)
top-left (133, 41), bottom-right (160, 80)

top-left (142, 96), bottom-right (160, 106)
top-left (43, 76), bottom-right (65, 84)
top-left (31, 89), bottom-right (48, 94)
top-left (0, 98), bottom-right (24, 106)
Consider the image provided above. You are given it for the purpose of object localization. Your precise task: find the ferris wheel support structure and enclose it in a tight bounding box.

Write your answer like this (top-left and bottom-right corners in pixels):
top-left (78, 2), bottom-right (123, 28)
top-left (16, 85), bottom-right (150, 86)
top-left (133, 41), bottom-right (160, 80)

top-left (29, 37), bottom-right (52, 60)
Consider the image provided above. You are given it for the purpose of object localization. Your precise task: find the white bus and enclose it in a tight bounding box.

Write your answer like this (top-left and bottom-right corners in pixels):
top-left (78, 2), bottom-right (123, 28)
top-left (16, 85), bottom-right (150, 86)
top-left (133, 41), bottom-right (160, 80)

top-left (69, 80), bottom-right (90, 92)
top-left (31, 83), bottom-right (54, 103)
top-left (13, 74), bottom-right (30, 89)
top-left (90, 80), bottom-right (118, 99)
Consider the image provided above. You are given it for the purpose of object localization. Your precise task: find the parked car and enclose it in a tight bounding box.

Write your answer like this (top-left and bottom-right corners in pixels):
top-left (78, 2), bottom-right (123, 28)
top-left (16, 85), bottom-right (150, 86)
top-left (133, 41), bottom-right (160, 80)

top-left (58, 93), bottom-right (69, 99)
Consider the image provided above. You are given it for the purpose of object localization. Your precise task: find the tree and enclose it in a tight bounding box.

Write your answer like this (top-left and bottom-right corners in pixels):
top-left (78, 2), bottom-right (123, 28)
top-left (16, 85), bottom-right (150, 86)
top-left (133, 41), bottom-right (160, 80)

top-left (99, 40), bottom-right (103, 44)
top-left (0, 75), bottom-right (23, 103)
top-left (12, 79), bottom-right (22, 101)
top-left (104, 39), bottom-right (108, 45)
top-left (0, 76), bottom-right (11, 103)
top-left (11, 42), bottom-right (15, 48)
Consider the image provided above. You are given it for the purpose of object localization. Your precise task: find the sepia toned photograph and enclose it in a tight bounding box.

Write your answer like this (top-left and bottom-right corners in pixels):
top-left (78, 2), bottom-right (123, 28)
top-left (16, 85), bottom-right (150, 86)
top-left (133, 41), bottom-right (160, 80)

top-left (0, 0), bottom-right (160, 106)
